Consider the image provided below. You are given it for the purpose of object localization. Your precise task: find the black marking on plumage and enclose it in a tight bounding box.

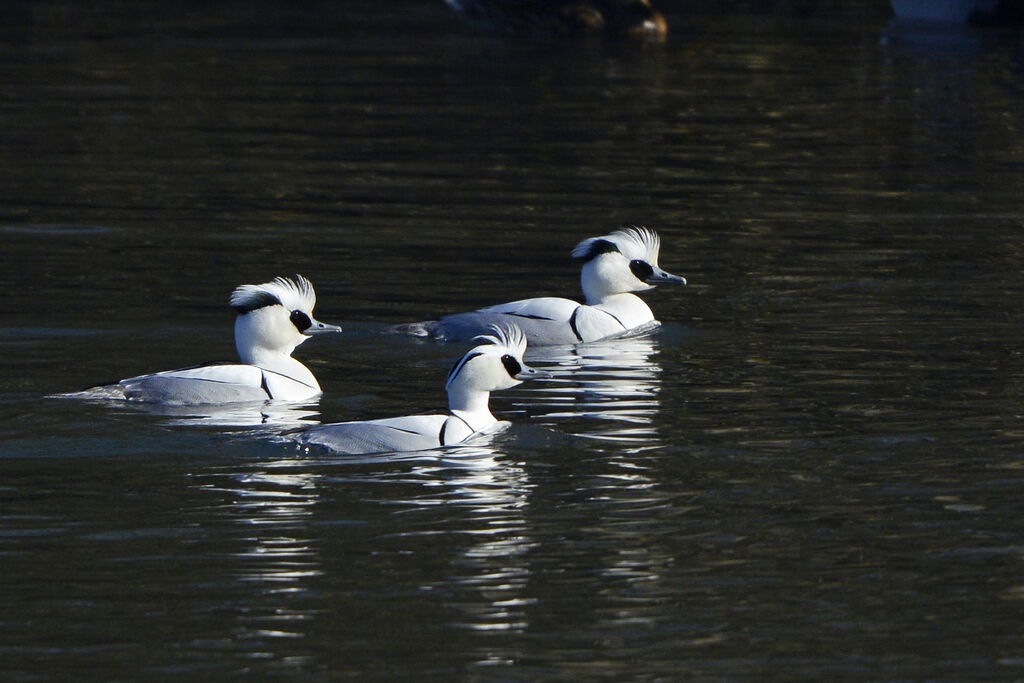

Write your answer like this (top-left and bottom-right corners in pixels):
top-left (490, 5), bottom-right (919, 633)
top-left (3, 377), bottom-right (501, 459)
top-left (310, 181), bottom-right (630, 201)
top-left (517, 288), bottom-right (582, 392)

top-left (572, 238), bottom-right (620, 262)
top-left (506, 312), bottom-right (554, 321)
top-left (232, 290), bottom-right (282, 314)
top-left (104, 365), bottom-right (235, 391)
top-left (602, 307), bottom-right (627, 329)
top-left (501, 354), bottom-right (521, 378)
top-left (259, 366), bottom-right (318, 390)
top-left (383, 425), bottom-right (422, 436)
top-left (442, 413), bottom-right (475, 445)
top-left (447, 351), bottom-right (483, 384)
top-left (113, 362), bottom-right (313, 399)
top-left (454, 413), bottom-right (472, 430)
top-left (569, 307), bottom-right (584, 341)
top-left (290, 309), bottom-right (312, 333)
top-left (629, 259), bottom-right (654, 281)
top-left (129, 376), bottom-right (237, 387)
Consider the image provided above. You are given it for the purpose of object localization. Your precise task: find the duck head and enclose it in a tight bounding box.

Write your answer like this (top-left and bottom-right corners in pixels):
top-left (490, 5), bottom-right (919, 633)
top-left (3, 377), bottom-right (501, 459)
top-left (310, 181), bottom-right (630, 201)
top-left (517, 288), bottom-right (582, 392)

top-left (230, 275), bottom-right (342, 366)
top-left (445, 323), bottom-right (545, 415)
top-left (572, 226), bottom-right (686, 304)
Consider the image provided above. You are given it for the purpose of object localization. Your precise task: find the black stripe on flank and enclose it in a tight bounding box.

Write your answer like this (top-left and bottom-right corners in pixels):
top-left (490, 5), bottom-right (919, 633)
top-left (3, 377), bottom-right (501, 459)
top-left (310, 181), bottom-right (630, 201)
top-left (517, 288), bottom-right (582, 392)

top-left (454, 413), bottom-right (473, 431)
top-left (259, 367), bottom-right (316, 389)
top-left (447, 351), bottom-right (483, 384)
top-left (569, 308), bottom-right (584, 342)
top-left (147, 376), bottom-right (239, 386)
top-left (572, 238), bottom-right (620, 262)
top-left (382, 425), bottom-right (422, 436)
top-left (232, 290), bottom-right (282, 314)
top-left (603, 308), bottom-right (627, 329)
top-left (440, 414), bottom-right (475, 446)
top-left (260, 371), bottom-right (272, 399)
top-left (507, 312), bottom-right (554, 321)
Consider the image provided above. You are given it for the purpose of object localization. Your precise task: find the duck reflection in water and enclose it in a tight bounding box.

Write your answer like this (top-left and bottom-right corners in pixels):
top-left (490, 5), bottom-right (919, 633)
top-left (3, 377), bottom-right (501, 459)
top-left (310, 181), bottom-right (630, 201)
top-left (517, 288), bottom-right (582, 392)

top-left (511, 334), bottom-right (665, 445)
top-left (200, 468), bottom-right (324, 652)
top-left (444, 0), bottom-right (668, 40)
top-left (415, 446), bottom-right (536, 634)
top-left (259, 443), bottom-right (537, 637)
top-left (114, 398), bottom-right (324, 429)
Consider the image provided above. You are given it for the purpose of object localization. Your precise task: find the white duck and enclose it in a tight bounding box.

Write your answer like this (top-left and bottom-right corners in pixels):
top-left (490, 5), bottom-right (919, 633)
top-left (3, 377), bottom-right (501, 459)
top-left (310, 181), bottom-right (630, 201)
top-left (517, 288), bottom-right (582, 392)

top-left (399, 226), bottom-right (686, 346)
top-left (71, 275), bottom-right (342, 404)
top-left (295, 324), bottom-right (544, 454)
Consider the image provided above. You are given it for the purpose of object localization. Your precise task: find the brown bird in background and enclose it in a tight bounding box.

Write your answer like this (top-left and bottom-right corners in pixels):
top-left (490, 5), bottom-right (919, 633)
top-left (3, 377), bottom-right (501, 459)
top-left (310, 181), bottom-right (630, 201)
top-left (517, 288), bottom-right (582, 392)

top-left (445, 0), bottom-right (668, 40)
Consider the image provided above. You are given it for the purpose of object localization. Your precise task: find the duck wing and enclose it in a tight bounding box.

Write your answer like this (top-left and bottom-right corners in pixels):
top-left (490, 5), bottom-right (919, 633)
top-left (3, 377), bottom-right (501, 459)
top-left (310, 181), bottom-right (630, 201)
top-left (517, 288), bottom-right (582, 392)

top-left (118, 363), bottom-right (270, 405)
top-left (298, 415), bottom-right (449, 454)
top-left (424, 297), bottom-right (582, 345)
top-left (479, 297), bottom-right (580, 319)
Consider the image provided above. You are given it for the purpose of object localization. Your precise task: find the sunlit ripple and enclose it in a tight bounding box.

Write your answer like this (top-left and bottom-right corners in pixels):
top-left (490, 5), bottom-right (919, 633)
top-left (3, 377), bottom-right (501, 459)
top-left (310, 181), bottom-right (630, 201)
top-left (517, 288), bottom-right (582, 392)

top-left (257, 443), bottom-right (540, 636)
top-left (377, 445), bottom-right (539, 635)
top-left (446, 530), bottom-right (535, 634)
top-left (513, 336), bottom-right (664, 444)
top-left (201, 471), bottom-right (321, 589)
top-left (200, 469), bottom-right (324, 647)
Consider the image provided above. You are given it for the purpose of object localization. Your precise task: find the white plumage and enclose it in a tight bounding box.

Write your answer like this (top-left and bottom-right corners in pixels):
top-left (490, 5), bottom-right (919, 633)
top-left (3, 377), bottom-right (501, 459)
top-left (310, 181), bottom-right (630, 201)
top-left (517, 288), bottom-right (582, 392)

top-left (296, 324), bottom-right (545, 454)
top-left (400, 227), bottom-right (686, 345)
top-left (67, 275), bottom-right (342, 405)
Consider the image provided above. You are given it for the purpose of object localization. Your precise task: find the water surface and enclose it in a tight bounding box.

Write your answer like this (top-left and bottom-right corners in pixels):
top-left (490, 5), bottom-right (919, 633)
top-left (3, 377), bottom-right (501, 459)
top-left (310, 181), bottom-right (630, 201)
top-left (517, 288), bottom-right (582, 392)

top-left (2, 1), bottom-right (1024, 679)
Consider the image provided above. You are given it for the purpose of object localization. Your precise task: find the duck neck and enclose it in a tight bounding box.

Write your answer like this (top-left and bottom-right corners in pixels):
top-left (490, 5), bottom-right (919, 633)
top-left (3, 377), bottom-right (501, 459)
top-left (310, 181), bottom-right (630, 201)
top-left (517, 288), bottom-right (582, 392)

top-left (447, 387), bottom-right (496, 432)
top-left (580, 262), bottom-right (608, 305)
top-left (591, 292), bottom-right (655, 328)
top-left (246, 348), bottom-right (320, 391)
top-left (236, 329), bottom-right (318, 393)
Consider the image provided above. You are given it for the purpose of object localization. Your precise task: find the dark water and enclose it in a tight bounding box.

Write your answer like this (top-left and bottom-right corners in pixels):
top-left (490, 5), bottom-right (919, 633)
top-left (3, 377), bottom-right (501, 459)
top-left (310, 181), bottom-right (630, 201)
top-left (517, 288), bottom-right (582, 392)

top-left (3, 1), bottom-right (1024, 679)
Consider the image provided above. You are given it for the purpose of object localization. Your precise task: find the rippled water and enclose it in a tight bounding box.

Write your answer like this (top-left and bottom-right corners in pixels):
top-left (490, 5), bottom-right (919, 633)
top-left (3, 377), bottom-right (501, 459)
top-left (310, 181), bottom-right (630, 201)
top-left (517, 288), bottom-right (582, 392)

top-left (2, 1), bottom-right (1024, 679)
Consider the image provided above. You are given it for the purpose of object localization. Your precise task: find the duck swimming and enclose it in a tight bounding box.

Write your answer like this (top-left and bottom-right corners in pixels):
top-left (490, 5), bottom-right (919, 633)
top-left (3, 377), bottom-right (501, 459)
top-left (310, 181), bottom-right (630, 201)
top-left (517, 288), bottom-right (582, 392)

top-left (68, 275), bottom-right (342, 404)
top-left (445, 0), bottom-right (668, 40)
top-left (398, 226), bottom-right (686, 346)
top-left (295, 324), bottom-right (544, 454)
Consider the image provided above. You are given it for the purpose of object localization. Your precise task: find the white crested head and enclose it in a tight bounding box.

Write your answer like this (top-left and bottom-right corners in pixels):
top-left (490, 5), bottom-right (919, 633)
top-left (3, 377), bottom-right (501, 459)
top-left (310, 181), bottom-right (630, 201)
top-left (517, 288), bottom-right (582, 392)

top-left (231, 274), bottom-right (317, 318)
top-left (230, 275), bottom-right (341, 366)
top-left (571, 226), bottom-right (686, 303)
top-left (470, 323), bottom-right (528, 362)
top-left (445, 324), bottom-right (541, 414)
top-left (572, 225), bottom-right (662, 266)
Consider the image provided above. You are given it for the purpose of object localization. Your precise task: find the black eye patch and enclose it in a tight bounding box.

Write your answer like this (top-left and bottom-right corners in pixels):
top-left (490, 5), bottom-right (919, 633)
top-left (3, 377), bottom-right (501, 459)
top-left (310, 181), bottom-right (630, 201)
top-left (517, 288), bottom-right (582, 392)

top-left (501, 354), bottom-right (522, 378)
top-left (629, 259), bottom-right (654, 281)
top-left (290, 309), bottom-right (312, 332)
